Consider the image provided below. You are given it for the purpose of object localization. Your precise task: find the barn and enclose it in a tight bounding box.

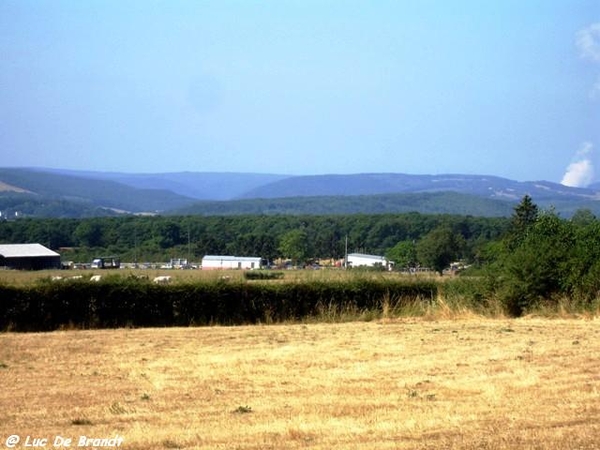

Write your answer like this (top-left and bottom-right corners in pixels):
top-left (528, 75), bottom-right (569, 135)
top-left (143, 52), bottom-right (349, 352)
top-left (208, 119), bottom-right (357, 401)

top-left (201, 255), bottom-right (264, 270)
top-left (347, 253), bottom-right (393, 270)
top-left (0, 243), bottom-right (61, 270)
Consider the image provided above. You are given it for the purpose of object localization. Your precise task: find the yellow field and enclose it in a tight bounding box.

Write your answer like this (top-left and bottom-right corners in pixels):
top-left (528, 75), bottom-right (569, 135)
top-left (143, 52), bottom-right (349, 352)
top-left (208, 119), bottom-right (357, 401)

top-left (1, 318), bottom-right (599, 449)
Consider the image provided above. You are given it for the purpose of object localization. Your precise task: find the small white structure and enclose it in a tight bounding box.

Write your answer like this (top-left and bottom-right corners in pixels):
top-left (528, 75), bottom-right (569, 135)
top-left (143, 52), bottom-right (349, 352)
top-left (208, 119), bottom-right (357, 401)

top-left (347, 253), bottom-right (393, 270)
top-left (201, 255), bottom-right (263, 270)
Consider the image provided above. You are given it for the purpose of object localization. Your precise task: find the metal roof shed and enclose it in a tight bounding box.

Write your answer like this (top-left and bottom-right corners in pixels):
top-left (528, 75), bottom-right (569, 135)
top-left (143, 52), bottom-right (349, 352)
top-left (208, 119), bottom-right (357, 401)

top-left (347, 253), bottom-right (392, 269)
top-left (0, 243), bottom-right (61, 270)
top-left (201, 255), bottom-right (263, 270)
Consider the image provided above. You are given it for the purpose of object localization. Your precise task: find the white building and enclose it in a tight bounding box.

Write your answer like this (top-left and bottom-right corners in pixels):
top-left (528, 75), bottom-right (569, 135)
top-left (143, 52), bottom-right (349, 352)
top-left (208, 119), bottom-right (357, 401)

top-left (0, 243), bottom-right (61, 270)
top-left (201, 255), bottom-right (264, 270)
top-left (347, 253), bottom-right (393, 270)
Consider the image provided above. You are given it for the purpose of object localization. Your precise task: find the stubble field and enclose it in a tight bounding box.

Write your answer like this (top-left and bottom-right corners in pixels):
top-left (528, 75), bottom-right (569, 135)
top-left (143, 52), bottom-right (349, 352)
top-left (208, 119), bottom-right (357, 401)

top-left (1, 318), bottom-right (600, 449)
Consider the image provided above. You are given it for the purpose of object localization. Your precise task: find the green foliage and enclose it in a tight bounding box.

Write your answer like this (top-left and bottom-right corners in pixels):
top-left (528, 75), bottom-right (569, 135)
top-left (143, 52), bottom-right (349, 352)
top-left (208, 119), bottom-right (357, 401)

top-left (0, 168), bottom-right (194, 213)
top-left (386, 240), bottom-right (417, 268)
top-left (511, 195), bottom-right (538, 229)
top-left (416, 225), bottom-right (465, 275)
top-left (0, 276), bottom-right (438, 331)
top-left (174, 192), bottom-right (516, 217)
top-left (0, 213), bottom-right (509, 266)
top-left (0, 192), bottom-right (119, 218)
top-left (564, 220), bottom-right (600, 301)
top-left (570, 208), bottom-right (596, 226)
top-left (278, 229), bottom-right (309, 265)
top-left (9, 193), bottom-right (600, 320)
top-left (505, 195), bottom-right (539, 250)
top-left (243, 271), bottom-right (284, 280)
top-left (73, 221), bottom-right (105, 247)
top-left (488, 202), bottom-right (600, 315)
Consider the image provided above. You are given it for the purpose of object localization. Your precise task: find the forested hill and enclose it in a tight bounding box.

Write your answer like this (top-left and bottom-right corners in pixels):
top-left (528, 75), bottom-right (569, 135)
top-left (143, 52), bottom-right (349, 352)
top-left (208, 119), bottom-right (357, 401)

top-left (1, 167), bottom-right (600, 218)
top-left (0, 168), bottom-right (196, 216)
top-left (171, 192), bottom-right (516, 217)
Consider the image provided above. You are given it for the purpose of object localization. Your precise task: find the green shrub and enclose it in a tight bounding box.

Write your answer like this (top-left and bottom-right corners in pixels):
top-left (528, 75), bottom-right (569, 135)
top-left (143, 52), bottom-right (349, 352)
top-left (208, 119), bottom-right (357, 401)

top-left (243, 271), bottom-right (284, 280)
top-left (0, 276), bottom-right (438, 331)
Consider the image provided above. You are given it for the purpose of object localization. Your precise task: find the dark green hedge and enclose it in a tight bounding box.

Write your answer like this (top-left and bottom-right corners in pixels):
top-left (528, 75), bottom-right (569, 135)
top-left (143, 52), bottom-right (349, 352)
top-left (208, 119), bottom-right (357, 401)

top-left (0, 278), bottom-right (437, 331)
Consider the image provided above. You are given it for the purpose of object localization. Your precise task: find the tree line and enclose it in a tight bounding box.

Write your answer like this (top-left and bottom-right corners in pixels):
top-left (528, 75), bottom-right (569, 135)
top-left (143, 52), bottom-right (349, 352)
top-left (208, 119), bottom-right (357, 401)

top-left (3, 196), bottom-right (600, 315)
top-left (0, 212), bottom-right (509, 267)
top-left (483, 197), bottom-right (600, 314)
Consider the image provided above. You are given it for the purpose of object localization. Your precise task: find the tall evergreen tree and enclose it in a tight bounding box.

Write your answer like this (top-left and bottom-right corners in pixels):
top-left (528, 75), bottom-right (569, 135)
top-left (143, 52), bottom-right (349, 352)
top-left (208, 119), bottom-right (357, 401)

top-left (507, 195), bottom-right (539, 249)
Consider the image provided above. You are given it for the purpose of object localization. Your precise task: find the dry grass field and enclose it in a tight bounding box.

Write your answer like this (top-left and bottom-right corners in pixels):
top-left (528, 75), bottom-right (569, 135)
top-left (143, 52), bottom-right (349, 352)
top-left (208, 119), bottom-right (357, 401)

top-left (1, 318), bottom-right (600, 449)
top-left (0, 267), bottom-right (432, 286)
top-left (0, 268), bottom-right (246, 286)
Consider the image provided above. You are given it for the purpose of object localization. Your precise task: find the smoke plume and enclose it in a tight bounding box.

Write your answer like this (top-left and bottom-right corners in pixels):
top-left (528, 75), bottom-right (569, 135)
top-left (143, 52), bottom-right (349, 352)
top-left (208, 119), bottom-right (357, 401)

top-left (561, 142), bottom-right (594, 188)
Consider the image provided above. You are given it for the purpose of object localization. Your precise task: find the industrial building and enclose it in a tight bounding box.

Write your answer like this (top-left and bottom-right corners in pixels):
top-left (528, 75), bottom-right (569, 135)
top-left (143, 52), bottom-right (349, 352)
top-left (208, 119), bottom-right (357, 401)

top-left (0, 243), bottom-right (61, 270)
top-left (347, 253), bottom-right (393, 270)
top-left (201, 255), bottom-right (264, 270)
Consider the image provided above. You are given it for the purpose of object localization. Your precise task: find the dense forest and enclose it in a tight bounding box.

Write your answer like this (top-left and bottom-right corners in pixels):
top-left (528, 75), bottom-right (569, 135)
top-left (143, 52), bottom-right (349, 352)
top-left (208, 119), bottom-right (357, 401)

top-left (0, 211), bottom-right (509, 267)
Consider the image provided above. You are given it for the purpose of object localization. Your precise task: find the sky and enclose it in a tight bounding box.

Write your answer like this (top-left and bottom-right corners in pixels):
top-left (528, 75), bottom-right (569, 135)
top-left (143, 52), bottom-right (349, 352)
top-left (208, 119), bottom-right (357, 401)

top-left (1, 1), bottom-right (599, 185)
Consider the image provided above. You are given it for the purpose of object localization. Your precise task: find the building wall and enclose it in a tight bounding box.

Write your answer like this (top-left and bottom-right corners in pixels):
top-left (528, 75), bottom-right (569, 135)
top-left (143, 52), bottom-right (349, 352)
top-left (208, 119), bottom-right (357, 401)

top-left (202, 258), bottom-right (262, 270)
top-left (347, 254), bottom-right (387, 268)
top-left (1, 255), bottom-right (61, 270)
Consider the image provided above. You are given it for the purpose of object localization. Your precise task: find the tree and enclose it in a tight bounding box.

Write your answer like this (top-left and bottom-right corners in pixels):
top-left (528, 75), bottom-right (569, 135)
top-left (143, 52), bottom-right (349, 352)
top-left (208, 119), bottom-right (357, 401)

top-left (570, 208), bottom-right (596, 227)
top-left (507, 195), bottom-right (538, 249)
top-left (416, 225), bottom-right (465, 275)
top-left (312, 217), bottom-right (344, 259)
top-left (153, 220), bottom-right (181, 249)
top-left (278, 229), bottom-right (309, 266)
top-left (73, 220), bottom-right (105, 247)
top-left (493, 210), bottom-right (575, 315)
top-left (565, 220), bottom-right (600, 300)
top-left (512, 195), bottom-right (539, 228)
top-left (386, 240), bottom-right (417, 269)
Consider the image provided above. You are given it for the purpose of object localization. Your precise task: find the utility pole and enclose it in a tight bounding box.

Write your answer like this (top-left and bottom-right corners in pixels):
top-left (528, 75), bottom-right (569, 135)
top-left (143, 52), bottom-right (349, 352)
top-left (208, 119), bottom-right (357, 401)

top-left (134, 224), bottom-right (138, 267)
top-left (344, 234), bottom-right (348, 270)
top-left (187, 223), bottom-right (191, 268)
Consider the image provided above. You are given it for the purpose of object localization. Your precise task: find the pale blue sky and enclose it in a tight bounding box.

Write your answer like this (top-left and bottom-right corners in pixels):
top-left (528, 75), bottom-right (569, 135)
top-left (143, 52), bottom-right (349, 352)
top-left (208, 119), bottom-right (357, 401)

top-left (1, 1), bottom-right (599, 184)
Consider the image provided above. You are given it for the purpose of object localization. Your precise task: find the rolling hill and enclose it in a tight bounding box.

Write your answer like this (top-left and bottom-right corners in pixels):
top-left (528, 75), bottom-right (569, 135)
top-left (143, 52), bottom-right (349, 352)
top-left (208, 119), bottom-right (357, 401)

top-left (0, 168), bottom-right (197, 216)
top-left (1, 167), bottom-right (599, 218)
top-left (238, 173), bottom-right (599, 202)
top-left (171, 192), bottom-right (517, 217)
top-left (39, 168), bottom-right (289, 200)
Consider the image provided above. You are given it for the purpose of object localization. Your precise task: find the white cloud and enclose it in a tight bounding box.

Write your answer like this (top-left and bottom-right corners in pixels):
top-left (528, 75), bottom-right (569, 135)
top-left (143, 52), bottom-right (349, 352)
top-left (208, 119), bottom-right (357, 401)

top-left (561, 142), bottom-right (595, 188)
top-left (577, 23), bottom-right (600, 62)
top-left (577, 23), bottom-right (600, 100)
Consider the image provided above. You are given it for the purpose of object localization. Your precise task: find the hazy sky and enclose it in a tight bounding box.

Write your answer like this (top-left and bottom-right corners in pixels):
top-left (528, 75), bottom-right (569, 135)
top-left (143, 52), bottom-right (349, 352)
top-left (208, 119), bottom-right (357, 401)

top-left (1, 1), bottom-right (599, 185)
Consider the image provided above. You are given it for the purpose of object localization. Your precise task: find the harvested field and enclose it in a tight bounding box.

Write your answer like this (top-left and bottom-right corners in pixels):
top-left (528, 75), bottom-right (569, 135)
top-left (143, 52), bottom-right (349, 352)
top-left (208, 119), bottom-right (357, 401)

top-left (1, 318), bottom-right (599, 449)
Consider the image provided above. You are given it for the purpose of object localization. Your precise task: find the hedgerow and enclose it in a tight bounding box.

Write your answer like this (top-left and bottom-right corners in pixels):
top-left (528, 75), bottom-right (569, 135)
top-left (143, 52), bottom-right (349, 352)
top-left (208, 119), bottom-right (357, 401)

top-left (0, 277), bottom-right (437, 331)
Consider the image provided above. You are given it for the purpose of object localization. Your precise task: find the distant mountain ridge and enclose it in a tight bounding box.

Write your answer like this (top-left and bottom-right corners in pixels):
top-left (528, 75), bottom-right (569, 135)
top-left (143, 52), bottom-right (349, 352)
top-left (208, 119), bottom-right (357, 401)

top-left (0, 168), bottom-right (197, 215)
top-left (39, 168), bottom-right (289, 201)
top-left (171, 191), bottom-right (517, 217)
top-left (0, 167), bottom-right (599, 218)
top-left (239, 173), bottom-right (600, 202)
